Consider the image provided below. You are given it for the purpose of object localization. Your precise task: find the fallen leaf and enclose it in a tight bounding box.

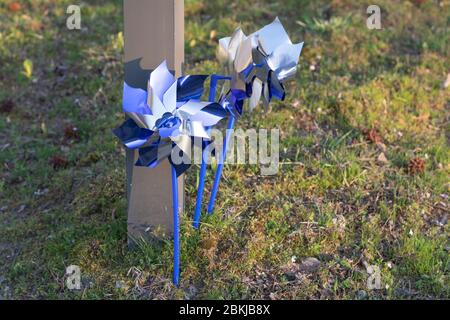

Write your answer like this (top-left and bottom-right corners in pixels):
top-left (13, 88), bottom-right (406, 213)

top-left (22, 59), bottom-right (33, 79)
top-left (8, 2), bottom-right (22, 12)
top-left (442, 73), bottom-right (450, 89)
top-left (209, 30), bottom-right (217, 40)
top-left (376, 142), bottom-right (387, 152)
top-left (409, 0), bottom-right (427, 5)
top-left (377, 152), bottom-right (388, 165)
top-left (40, 122), bottom-right (47, 136)
top-left (115, 31), bottom-right (124, 50)
top-left (29, 20), bottom-right (42, 32)
top-left (364, 128), bottom-right (382, 144)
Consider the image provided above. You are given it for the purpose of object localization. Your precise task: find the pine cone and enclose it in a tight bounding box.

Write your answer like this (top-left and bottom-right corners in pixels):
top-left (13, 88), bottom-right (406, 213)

top-left (408, 157), bottom-right (425, 175)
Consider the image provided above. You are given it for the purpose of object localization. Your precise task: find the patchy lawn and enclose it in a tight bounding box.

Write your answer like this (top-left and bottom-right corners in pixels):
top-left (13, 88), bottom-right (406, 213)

top-left (0, 0), bottom-right (448, 299)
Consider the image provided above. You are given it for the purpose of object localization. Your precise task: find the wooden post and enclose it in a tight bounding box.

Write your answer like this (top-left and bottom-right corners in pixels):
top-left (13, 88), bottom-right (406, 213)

top-left (123, 0), bottom-right (184, 243)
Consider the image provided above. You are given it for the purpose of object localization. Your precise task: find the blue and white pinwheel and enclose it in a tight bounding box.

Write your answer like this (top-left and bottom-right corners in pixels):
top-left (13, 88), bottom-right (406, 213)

top-left (113, 60), bottom-right (228, 286)
top-left (218, 17), bottom-right (304, 111)
top-left (193, 17), bottom-right (304, 227)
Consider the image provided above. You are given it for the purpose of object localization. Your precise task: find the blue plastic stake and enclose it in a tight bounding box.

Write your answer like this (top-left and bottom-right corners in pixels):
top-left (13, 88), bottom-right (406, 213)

top-left (208, 116), bottom-right (235, 214)
top-left (192, 74), bottom-right (231, 228)
top-left (171, 165), bottom-right (180, 286)
top-left (193, 149), bottom-right (208, 229)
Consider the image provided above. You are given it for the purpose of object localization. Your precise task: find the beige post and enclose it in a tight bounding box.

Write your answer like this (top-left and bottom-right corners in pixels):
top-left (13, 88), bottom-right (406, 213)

top-left (123, 0), bottom-right (184, 243)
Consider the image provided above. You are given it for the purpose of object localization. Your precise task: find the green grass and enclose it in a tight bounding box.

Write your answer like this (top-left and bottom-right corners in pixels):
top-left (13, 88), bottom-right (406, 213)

top-left (0, 0), bottom-right (449, 299)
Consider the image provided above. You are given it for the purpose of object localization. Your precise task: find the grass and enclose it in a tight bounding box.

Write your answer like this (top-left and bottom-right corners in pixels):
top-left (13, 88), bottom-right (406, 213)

top-left (0, 0), bottom-right (449, 299)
